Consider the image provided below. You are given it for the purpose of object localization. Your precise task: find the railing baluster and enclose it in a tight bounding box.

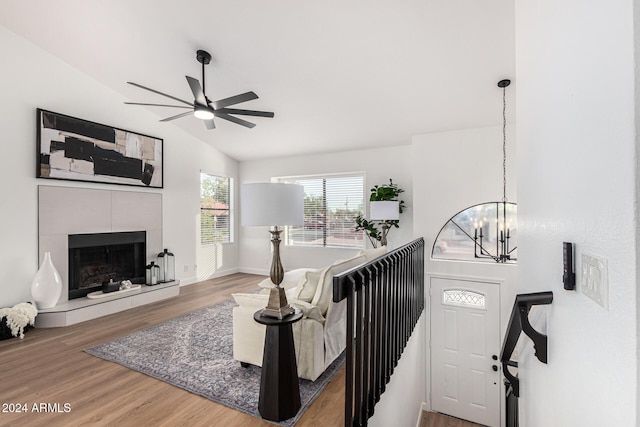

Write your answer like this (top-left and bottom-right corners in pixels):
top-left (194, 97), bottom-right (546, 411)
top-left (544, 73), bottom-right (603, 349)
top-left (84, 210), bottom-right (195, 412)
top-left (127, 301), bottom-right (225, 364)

top-left (333, 238), bottom-right (425, 427)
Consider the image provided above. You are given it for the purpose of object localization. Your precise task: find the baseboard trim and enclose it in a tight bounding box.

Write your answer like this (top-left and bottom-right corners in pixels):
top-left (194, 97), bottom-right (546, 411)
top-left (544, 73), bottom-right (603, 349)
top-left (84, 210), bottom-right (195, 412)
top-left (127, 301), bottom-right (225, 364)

top-left (415, 402), bottom-right (428, 427)
top-left (239, 267), bottom-right (269, 276)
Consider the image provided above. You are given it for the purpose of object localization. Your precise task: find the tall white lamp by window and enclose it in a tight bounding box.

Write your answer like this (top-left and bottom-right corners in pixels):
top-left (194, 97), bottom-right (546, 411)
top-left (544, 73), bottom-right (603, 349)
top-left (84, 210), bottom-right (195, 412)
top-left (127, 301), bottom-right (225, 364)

top-left (370, 200), bottom-right (400, 247)
top-left (241, 183), bottom-right (304, 319)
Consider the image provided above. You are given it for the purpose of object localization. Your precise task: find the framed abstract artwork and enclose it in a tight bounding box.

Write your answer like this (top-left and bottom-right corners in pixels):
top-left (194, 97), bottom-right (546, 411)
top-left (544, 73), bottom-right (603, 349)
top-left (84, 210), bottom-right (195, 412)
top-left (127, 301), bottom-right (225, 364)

top-left (36, 109), bottom-right (163, 188)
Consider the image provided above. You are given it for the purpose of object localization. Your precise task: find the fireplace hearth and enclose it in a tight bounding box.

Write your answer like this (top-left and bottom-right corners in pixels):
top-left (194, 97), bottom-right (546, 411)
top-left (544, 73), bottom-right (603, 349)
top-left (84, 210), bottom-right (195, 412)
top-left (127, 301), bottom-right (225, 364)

top-left (68, 231), bottom-right (146, 299)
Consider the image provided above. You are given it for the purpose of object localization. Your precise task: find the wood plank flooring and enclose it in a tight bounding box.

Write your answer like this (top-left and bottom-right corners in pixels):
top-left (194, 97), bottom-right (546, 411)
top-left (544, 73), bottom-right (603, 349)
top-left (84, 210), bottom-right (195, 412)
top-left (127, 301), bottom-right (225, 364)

top-left (420, 412), bottom-right (485, 427)
top-left (0, 273), bottom-right (480, 427)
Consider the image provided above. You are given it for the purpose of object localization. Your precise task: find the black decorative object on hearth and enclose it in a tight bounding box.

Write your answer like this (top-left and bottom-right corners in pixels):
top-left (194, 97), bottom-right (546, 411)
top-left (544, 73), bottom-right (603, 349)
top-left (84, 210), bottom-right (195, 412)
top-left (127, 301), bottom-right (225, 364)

top-left (146, 262), bottom-right (160, 285)
top-left (157, 249), bottom-right (175, 283)
top-left (102, 279), bottom-right (121, 294)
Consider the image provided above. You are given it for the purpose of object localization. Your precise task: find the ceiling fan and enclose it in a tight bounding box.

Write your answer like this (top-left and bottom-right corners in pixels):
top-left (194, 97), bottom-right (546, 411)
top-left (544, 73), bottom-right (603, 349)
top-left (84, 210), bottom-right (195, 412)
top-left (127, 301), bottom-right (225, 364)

top-left (125, 50), bottom-right (274, 129)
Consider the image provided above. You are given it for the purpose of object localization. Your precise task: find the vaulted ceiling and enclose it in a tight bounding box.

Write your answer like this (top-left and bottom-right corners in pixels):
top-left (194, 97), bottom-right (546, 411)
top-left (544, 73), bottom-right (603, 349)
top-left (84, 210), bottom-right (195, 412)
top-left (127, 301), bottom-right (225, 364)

top-left (0, 0), bottom-right (514, 161)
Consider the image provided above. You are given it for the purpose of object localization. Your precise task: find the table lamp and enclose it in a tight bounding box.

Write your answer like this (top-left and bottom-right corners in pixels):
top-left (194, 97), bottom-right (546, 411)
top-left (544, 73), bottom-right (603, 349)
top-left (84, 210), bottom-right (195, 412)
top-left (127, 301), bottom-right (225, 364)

top-left (241, 183), bottom-right (304, 319)
top-left (369, 200), bottom-right (400, 247)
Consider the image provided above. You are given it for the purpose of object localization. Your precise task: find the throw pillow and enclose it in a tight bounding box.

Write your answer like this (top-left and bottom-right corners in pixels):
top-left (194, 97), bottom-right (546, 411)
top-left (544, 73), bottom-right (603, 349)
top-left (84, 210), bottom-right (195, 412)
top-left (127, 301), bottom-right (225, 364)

top-left (311, 255), bottom-right (366, 315)
top-left (294, 269), bottom-right (323, 303)
top-left (357, 245), bottom-right (388, 262)
top-left (257, 268), bottom-right (316, 290)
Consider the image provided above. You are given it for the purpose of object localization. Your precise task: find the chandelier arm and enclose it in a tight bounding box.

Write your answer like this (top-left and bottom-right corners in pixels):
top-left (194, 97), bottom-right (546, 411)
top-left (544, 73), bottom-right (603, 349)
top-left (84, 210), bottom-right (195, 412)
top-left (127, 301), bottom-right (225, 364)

top-left (448, 219), bottom-right (499, 261)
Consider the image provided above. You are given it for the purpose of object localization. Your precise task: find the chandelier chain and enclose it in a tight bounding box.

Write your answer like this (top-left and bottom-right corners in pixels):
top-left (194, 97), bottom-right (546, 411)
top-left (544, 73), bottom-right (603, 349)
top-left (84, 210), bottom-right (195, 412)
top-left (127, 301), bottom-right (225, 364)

top-left (502, 85), bottom-right (507, 202)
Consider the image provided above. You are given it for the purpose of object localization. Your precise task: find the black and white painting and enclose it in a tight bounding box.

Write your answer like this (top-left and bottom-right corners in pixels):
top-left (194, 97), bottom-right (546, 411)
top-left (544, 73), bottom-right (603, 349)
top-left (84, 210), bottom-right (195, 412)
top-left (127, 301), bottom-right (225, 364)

top-left (37, 109), bottom-right (163, 188)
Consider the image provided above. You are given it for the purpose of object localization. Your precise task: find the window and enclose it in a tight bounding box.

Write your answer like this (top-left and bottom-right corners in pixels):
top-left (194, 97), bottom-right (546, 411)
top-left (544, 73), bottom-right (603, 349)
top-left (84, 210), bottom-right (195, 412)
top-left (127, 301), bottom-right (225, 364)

top-left (277, 173), bottom-right (365, 248)
top-left (200, 172), bottom-right (232, 244)
top-left (432, 202), bottom-right (517, 263)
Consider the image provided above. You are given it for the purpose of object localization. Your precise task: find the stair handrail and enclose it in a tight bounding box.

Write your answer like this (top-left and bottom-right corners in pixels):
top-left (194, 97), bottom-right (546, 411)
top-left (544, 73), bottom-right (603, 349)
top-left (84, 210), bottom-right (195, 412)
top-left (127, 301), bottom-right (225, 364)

top-left (500, 291), bottom-right (553, 397)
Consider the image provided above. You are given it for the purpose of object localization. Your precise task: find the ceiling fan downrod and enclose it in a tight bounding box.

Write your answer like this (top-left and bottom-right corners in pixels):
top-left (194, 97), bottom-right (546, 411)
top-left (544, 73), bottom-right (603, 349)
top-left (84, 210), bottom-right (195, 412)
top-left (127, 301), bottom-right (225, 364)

top-left (196, 50), bottom-right (211, 102)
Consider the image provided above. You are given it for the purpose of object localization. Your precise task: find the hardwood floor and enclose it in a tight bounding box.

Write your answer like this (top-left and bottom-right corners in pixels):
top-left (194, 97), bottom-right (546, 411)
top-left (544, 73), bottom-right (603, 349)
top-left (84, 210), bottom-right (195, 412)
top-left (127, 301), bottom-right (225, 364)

top-left (0, 274), bottom-right (345, 427)
top-left (0, 273), bottom-right (483, 427)
top-left (420, 412), bottom-right (485, 427)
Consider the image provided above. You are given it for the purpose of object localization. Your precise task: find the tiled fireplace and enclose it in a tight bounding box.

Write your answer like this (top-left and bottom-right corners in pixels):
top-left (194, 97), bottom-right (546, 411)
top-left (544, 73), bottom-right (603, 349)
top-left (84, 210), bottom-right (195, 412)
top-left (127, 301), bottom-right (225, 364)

top-left (38, 186), bottom-right (162, 305)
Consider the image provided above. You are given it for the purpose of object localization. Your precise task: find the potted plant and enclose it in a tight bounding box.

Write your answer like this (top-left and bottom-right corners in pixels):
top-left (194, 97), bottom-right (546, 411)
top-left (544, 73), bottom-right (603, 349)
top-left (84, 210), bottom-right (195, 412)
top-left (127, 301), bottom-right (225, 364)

top-left (355, 179), bottom-right (405, 247)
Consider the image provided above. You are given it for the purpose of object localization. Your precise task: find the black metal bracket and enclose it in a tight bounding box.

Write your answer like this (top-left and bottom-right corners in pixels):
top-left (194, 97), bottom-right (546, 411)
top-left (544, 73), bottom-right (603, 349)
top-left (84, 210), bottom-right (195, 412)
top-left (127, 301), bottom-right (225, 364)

top-left (500, 291), bottom-right (553, 397)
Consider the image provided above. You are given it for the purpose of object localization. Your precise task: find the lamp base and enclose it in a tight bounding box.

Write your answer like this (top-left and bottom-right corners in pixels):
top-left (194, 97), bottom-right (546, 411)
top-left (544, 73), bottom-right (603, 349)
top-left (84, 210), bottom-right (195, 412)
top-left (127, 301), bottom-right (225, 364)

top-left (259, 285), bottom-right (295, 319)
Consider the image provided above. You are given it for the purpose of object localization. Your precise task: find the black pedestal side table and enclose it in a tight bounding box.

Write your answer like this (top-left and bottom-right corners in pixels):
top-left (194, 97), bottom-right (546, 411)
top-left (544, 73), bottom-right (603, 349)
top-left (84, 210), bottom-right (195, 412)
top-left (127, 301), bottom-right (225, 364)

top-left (254, 309), bottom-right (303, 422)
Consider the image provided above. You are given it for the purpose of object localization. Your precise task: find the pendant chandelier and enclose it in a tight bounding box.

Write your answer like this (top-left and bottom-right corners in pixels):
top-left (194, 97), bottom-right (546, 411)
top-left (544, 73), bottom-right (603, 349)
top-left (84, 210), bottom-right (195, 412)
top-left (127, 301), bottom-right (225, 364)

top-left (472, 79), bottom-right (517, 263)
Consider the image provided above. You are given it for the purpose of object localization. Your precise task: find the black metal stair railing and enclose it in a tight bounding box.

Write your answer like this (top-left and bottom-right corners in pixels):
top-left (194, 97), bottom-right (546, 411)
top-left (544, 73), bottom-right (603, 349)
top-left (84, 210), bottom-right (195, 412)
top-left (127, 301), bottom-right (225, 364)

top-left (500, 291), bottom-right (554, 427)
top-left (333, 238), bottom-right (425, 427)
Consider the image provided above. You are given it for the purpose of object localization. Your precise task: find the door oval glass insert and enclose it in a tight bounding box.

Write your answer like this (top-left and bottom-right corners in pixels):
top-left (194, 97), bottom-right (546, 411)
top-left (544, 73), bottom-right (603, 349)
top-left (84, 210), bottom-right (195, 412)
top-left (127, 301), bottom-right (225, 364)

top-left (442, 289), bottom-right (486, 309)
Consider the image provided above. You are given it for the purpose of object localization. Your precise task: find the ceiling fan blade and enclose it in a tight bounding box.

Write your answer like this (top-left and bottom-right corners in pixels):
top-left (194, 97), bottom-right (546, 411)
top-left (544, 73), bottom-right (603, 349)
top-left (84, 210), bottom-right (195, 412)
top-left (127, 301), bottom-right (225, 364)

top-left (124, 102), bottom-right (192, 109)
top-left (160, 111), bottom-right (194, 122)
top-left (212, 91), bottom-right (258, 109)
top-left (204, 119), bottom-right (216, 130)
top-left (185, 76), bottom-right (207, 105)
top-left (217, 108), bottom-right (274, 118)
top-left (127, 82), bottom-right (193, 107)
top-left (214, 111), bottom-right (256, 128)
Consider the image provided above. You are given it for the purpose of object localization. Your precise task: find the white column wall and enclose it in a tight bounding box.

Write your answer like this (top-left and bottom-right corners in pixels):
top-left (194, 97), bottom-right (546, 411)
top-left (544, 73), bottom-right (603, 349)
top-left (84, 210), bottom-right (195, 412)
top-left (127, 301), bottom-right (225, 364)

top-left (515, 0), bottom-right (637, 425)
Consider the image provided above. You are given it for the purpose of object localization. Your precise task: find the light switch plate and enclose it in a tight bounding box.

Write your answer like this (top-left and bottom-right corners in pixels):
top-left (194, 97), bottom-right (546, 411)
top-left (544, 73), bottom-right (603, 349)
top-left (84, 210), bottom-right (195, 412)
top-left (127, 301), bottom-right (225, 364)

top-left (580, 253), bottom-right (608, 310)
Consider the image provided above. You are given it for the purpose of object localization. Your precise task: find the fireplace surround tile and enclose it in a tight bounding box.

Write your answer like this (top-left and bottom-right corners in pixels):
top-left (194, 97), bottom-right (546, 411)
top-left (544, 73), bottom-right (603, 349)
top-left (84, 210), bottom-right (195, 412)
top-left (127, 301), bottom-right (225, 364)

top-left (39, 186), bottom-right (112, 236)
top-left (38, 186), bottom-right (162, 305)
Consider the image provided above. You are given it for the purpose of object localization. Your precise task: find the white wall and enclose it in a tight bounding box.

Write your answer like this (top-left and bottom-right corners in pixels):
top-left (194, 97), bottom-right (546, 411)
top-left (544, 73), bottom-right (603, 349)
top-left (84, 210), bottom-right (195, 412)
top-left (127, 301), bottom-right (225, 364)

top-left (412, 127), bottom-right (518, 422)
top-left (515, 0), bottom-right (637, 425)
top-left (369, 312), bottom-right (427, 427)
top-left (238, 145), bottom-right (414, 274)
top-left (0, 25), bottom-right (239, 307)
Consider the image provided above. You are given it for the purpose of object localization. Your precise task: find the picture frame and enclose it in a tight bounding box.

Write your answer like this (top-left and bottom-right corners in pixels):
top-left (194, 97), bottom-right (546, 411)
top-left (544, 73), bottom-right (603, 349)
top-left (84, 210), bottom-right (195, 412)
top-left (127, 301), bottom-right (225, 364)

top-left (36, 109), bottom-right (163, 188)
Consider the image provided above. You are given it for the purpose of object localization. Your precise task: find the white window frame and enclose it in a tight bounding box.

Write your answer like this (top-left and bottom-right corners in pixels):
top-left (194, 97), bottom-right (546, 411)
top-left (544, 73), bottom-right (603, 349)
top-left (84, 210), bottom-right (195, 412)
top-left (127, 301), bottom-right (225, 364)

top-left (275, 172), bottom-right (365, 249)
top-left (200, 171), bottom-right (233, 245)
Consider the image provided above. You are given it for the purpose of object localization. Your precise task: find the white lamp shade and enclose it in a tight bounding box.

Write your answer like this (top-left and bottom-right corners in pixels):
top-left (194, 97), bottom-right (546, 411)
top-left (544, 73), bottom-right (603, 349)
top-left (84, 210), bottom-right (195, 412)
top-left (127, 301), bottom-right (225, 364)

top-left (241, 183), bottom-right (304, 226)
top-left (370, 201), bottom-right (400, 221)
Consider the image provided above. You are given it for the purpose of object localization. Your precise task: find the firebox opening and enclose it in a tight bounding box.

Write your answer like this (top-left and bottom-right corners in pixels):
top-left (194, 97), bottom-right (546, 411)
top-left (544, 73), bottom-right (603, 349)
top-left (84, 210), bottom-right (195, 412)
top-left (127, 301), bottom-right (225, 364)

top-left (68, 231), bottom-right (146, 299)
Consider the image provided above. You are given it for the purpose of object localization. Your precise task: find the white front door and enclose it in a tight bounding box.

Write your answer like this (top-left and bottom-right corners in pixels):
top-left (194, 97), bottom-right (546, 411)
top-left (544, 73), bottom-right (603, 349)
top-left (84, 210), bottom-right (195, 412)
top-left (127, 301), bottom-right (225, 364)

top-left (430, 277), bottom-right (501, 427)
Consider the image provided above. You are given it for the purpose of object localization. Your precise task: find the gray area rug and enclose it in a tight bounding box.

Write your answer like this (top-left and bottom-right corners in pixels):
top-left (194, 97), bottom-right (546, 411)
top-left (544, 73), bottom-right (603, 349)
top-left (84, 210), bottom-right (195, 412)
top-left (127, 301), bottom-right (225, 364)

top-left (85, 299), bottom-right (344, 426)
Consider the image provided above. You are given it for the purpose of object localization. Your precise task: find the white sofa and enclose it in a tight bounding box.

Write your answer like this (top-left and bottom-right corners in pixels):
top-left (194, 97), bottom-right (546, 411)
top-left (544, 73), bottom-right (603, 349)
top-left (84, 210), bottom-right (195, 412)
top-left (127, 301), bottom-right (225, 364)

top-left (232, 246), bottom-right (386, 381)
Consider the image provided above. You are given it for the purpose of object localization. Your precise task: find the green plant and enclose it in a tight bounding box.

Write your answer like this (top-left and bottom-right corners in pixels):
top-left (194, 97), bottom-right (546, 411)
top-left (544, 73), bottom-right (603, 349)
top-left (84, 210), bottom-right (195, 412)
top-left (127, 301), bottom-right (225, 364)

top-left (355, 179), bottom-right (405, 247)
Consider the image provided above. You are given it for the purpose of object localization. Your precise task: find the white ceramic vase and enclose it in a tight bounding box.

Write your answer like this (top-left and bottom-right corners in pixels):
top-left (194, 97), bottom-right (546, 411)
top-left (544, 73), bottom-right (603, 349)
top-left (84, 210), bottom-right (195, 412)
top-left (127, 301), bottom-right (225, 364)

top-left (31, 251), bottom-right (62, 309)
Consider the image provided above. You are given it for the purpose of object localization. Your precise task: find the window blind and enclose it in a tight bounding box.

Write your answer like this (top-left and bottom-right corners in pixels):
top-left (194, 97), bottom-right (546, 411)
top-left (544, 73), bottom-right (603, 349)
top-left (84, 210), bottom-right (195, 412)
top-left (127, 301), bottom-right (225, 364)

top-left (200, 173), bottom-right (232, 244)
top-left (277, 173), bottom-right (364, 248)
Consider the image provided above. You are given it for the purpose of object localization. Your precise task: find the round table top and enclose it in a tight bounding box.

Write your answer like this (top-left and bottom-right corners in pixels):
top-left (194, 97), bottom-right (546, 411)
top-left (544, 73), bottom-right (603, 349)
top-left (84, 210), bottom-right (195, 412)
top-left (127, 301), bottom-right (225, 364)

top-left (254, 309), bottom-right (303, 326)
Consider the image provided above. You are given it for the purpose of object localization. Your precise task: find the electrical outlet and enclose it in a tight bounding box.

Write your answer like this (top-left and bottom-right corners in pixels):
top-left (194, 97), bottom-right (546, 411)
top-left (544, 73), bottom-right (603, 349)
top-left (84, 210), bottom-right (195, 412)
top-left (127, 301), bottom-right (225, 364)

top-left (183, 265), bottom-right (188, 273)
top-left (580, 253), bottom-right (608, 310)
top-left (194, 264), bottom-right (197, 271)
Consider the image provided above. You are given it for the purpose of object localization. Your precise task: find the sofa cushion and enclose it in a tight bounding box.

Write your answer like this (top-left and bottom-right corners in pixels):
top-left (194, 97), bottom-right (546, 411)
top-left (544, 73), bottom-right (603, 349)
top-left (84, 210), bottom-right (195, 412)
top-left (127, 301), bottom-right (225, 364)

top-left (357, 245), bottom-right (388, 262)
top-left (294, 269), bottom-right (323, 303)
top-left (311, 255), bottom-right (366, 315)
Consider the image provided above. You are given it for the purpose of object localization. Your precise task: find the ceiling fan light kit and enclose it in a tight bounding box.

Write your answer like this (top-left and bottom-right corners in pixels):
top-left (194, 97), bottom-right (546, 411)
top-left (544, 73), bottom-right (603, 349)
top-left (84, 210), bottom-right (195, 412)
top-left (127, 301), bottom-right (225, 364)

top-left (194, 104), bottom-right (214, 120)
top-left (126, 50), bottom-right (274, 129)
